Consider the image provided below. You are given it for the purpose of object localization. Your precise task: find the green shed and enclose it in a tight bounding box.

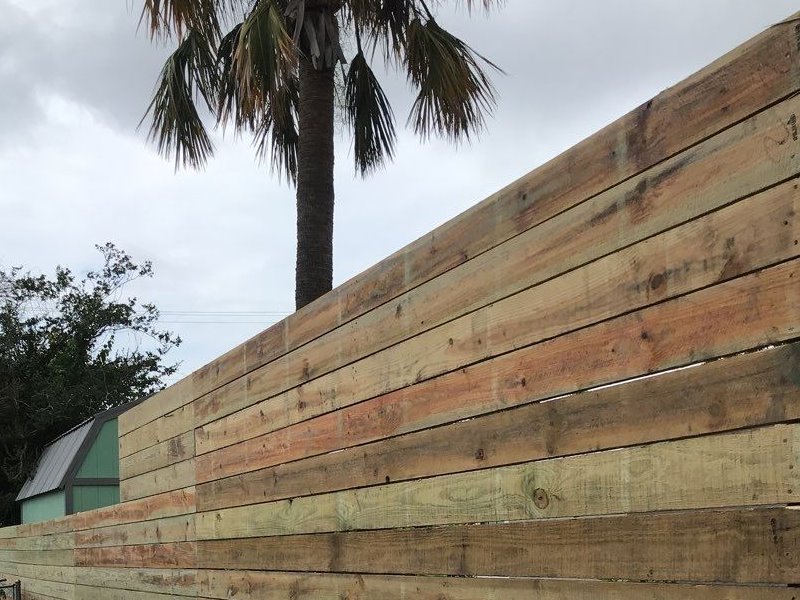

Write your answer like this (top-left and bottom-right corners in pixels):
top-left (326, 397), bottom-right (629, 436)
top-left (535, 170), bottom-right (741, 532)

top-left (15, 401), bottom-right (141, 523)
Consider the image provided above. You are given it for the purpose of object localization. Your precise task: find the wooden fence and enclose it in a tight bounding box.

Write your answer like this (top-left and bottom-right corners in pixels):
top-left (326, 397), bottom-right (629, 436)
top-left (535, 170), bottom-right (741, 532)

top-left (2, 12), bottom-right (800, 599)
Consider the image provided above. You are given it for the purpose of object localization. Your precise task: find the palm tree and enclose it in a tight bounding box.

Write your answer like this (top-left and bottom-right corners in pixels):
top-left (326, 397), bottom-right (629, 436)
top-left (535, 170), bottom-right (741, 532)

top-left (140, 0), bottom-right (502, 309)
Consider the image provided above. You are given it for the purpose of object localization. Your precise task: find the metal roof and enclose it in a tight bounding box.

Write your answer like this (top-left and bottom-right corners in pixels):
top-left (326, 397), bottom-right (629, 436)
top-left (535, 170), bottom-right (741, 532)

top-left (15, 398), bottom-right (146, 503)
top-left (15, 418), bottom-right (93, 501)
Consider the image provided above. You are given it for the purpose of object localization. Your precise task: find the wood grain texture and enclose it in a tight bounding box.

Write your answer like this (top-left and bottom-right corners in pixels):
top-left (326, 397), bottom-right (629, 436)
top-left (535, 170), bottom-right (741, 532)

top-left (75, 515), bottom-right (195, 548)
top-left (119, 376), bottom-right (194, 436)
top-left (72, 488), bottom-right (195, 530)
top-left (0, 563), bottom-right (75, 584)
top-left (197, 507), bottom-right (800, 583)
top-left (197, 570), bottom-right (800, 600)
top-left (12, 533), bottom-right (74, 551)
top-left (6, 517), bottom-right (75, 539)
top-left (75, 542), bottom-right (196, 569)
top-left (197, 424), bottom-right (799, 538)
top-left (77, 568), bottom-right (196, 597)
top-left (189, 13), bottom-right (800, 400)
top-left (196, 176), bottom-right (800, 483)
top-left (16, 592), bottom-right (70, 600)
top-left (11, 577), bottom-right (74, 600)
top-left (195, 88), bottom-right (800, 442)
top-left (120, 402), bottom-right (194, 459)
top-left (193, 321), bottom-right (287, 405)
top-left (74, 584), bottom-right (183, 600)
top-left (0, 549), bottom-right (73, 567)
top-left (197, 259), bottom-right (800, 511)
top-left (120, 459), bottom-right (195, 502)
top-left (120, 431), bottom-right (195, 480)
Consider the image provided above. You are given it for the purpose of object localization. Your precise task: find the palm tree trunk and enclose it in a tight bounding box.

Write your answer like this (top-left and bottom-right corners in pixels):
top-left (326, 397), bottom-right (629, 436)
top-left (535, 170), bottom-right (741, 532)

top-left (295, 57), bottom-right (335, 310)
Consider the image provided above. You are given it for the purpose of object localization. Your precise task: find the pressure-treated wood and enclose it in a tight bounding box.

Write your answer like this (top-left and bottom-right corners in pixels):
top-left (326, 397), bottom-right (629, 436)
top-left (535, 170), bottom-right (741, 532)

top-left (120, 402), bottom-right (194, 459)
top-left (75, 515), bottom-right (195, 548)
top-left (197, 571), bottom-right (799, 600)
top-left (121, 458), bottom-right (195, 502)
top-left (197, 259), bottom-right (800, 510)
top-left (74, 584), bottom-right (183, 600)
top-left (72, 488), bottom-right (195, 530)
top-left (197, 507), bottom-right (800, 583)
top-left (194, 341), bottom-right (800, 517)
top-left (75, 542), bottom-right (196, 569)
top-left (119, 376), bottom-right (194, 437)
top-left (196, 177), bottom-right (800, 481)
top-left (120, 431), bottom-right (195, 480)
top-left (0, 549), bottom-right (73, 567)
top-left (12, 533), bottom-right (73, 551)
top-left (0, 563), bottom-right (75, 584)
top-left (197, 424), bottom-right (799, 538)
top-left (11, 577), bottom-right (74, 600)
top-left (77, 568), bottom-right (196, 597)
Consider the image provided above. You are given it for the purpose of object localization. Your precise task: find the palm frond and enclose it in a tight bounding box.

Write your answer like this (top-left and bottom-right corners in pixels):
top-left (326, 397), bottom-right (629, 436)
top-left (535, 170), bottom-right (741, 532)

top-left (139, 0), bottom-right (222, 40)
top-left (216, 23), bottom-right (250, 128)
top-left (345, 51), bottom-right (397, 175)
top-left (217, 2), bottom-right (300, 182)
top-left (254, 73), bottom-right (300, 183)
top-left (141, 29), bottom-right (218, 169)
top-left (235, 0), bottom-right (297, 112)
top-left (346, 0), bottom-right (416, 61)
top-left (405, 16), bottom-right (501, 140)
top-left (451, 0), bottom-right (506, 12)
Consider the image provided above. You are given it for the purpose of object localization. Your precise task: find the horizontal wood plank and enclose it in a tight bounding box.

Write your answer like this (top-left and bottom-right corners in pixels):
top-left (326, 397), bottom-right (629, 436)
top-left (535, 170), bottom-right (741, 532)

top-left (77, 568), bottom-right (196, 597)
top-left (197, 570), bottom-right (799, 600)
top-left (120, 459), bottom-right (196, 502)
top-left (75, 542), bottom-right (196, 569)
top-left (13, 577), bottom-right (74, 600)
top-left (0, 563), bottom-right (75, 584)
top-left (119, 376), bottom-right (194, 436)
top-left (120, 431), bottom-right (195, 480)
top-left (120, 402), bottom-right (194, 459)
top-left (72, 488), bottom-right (195, 530)
top-left (75, 515), bottom-right (195, 548)
top-left (74, 584), bottom-right (184, 600)
top-left (197, 507), bottom-right (800, 583)
top-left (12, 533), bottom-right (74, 551)
top-left (0, 549), bottom-right (73, 567)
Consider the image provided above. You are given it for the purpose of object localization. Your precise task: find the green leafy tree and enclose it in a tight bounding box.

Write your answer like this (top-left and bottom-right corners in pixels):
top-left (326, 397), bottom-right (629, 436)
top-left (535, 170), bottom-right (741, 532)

top-left (0, 244), bottom-right (180, 525)
top-left (140, 0), bottom-right (502, 309)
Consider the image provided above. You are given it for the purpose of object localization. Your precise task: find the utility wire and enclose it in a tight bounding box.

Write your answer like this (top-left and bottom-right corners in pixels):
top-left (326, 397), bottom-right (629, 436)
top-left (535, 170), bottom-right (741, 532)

top-left (12, 305), bottom-right (292, 324)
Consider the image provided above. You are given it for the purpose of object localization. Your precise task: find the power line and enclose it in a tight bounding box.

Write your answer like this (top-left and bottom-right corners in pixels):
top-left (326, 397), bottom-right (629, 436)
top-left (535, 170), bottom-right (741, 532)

top-left (12, 305), bottom-right (293, 324)
top-left (14, 307), bottom-right (292, 316)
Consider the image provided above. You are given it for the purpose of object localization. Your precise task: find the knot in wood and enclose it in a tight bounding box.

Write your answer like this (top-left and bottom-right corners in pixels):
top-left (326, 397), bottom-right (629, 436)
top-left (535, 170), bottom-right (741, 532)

top-left (533, 488), bottom-right (549, 510)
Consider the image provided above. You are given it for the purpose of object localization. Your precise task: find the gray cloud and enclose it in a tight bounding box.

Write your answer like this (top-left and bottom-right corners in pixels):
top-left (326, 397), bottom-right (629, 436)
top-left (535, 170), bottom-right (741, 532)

top-left (0, 0), bottom-right (167, 140)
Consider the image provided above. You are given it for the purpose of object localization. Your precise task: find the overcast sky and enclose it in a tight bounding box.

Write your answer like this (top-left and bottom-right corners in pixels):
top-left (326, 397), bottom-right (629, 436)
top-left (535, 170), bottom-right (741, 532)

top-left (1, 0), bottom-right (797, 383)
